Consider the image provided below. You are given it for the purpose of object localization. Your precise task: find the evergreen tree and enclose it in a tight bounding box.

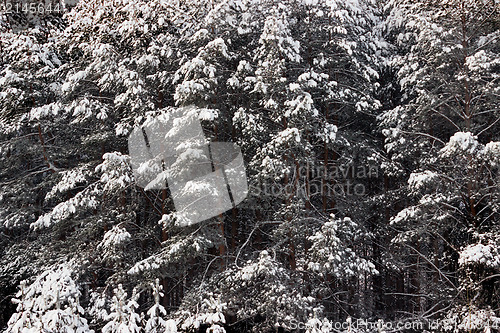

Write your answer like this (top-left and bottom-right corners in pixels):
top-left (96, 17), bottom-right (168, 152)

top-left (381, 0), bottom-right (500, 327)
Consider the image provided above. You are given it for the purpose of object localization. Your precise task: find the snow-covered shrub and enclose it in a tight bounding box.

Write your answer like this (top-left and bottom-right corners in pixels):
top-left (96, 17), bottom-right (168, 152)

top-left (6, 264), bottom-right (93, 333)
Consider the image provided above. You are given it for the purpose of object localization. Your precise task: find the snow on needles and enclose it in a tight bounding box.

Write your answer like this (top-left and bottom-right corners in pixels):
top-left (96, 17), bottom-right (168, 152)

top-left (440, 132), bottom-right (479, 157)
top-left (459, 242), bottom-right (500, 268)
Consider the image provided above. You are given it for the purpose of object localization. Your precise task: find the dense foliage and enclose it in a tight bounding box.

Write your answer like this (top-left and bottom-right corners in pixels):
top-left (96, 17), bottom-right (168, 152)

top-left (0, 0), bottom-right (499, 332)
